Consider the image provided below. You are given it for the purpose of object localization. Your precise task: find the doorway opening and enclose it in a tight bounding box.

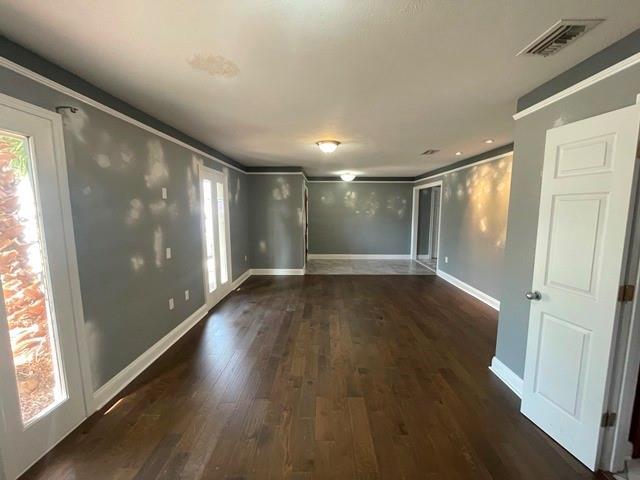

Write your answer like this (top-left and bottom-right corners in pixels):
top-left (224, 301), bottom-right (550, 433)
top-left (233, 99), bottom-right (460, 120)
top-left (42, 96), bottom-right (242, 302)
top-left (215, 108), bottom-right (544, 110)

top-left (410, 181), bottom-right (442, 273)
top-left (199, 166), bottom-right (232, 308)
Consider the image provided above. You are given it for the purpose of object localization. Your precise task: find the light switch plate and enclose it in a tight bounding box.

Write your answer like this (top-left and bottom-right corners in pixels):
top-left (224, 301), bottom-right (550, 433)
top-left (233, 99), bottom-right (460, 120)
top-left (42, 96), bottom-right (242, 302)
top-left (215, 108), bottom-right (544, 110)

top-left (162, 187), bottom-right (168, 199)
top-left (166, 247), bottom-right (172, 259)
top-left (184, 290), bottom-right (190, 301)
top-left (168, 298), bottom-right (175, 310)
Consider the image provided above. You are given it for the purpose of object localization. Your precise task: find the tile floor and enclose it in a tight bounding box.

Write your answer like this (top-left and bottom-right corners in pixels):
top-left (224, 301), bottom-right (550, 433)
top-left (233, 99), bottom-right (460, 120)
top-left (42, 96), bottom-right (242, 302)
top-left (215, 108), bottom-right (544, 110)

top-left (305, 258), bottom-right (436, 275)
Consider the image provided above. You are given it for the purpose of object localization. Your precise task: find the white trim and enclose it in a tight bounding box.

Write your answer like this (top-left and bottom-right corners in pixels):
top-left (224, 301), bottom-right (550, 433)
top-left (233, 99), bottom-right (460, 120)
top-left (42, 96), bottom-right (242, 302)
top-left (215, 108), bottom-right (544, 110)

top-left (92, 304), bottom-right (209, 410)
top-left (415, 151), bottom-right (513, 184)
top-left (0, 57), bottom-right (245, 174)
top-left (303, 183), bottom-right (308, 270)
top-left (312, 179), bottom-right (415, 183)
top-left (230, 269), bottom-right (252, 290)
top-left (411, 180), bottom-right (443, 264)
top-left (437, 269), bottom-right (500, 310)
top-left (489, 356), bottom-right (524, 398)
top-left (513, 52), bottom-right (640, 120)
top-left (250, 268), bottom-right (305, 275)
top-left (307, 254), bottom-right (411, 260)
top-left (246, 171), bottom-right (305, 176)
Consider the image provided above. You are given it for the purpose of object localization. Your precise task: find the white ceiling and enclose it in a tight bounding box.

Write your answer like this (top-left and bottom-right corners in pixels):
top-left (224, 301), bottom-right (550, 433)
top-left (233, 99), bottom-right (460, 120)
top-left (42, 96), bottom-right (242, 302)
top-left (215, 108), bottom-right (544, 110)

top-left (1, 1), bottom-right (639, 176)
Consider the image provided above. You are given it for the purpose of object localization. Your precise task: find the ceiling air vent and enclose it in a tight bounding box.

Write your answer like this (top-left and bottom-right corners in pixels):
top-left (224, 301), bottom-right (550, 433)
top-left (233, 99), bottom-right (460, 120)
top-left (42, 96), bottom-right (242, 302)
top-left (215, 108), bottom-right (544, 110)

top-left (518, 19), bottom-right (604, 57)
top-left (421, 149), bottom-right (440, 156)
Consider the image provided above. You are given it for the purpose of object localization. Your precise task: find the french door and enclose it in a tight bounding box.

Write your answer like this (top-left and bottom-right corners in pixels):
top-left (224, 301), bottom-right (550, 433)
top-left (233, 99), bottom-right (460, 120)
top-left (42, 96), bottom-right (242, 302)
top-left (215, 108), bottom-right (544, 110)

top-left (200, 167), bottom-right (232, 308)
top-left (0, 96), bottom-right (86, 479)
top-left (521, 104), bottom-right (640, 470)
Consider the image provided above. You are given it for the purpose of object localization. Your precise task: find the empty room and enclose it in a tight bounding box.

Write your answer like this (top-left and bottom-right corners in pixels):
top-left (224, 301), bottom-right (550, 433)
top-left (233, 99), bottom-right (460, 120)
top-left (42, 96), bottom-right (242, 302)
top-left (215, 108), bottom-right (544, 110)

top-left (2, 2), bottom-right (640, 479)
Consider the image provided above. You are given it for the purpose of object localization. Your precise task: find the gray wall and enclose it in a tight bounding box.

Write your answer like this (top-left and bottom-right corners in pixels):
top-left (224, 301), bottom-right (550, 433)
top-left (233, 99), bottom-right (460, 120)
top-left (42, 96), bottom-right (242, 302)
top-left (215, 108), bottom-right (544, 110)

top-left (227, 168), bottom-right (250, 277)
top-left (417, 188), bottom-right (432, 256)
top-left (308, 182), bottom-right (412, 254)
top-left (0, 65), bottom-right (250, 390)
top-left (248, 174), bottom-right (305, 269)
top-left (498, 63), bottom-right (640, 378)
top-left (416, 154), bottom-right (513, 300)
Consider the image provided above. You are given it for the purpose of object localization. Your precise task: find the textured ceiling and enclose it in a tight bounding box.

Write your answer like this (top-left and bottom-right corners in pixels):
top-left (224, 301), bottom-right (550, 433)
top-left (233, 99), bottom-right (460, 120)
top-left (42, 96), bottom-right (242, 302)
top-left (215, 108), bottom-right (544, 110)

top-left (1, 1), bottom-right (639, 176)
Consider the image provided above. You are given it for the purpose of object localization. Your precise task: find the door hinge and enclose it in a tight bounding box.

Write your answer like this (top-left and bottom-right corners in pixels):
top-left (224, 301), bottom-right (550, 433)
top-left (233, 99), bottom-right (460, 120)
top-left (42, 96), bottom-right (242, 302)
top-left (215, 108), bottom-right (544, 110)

top-left (601, 411), bottom-right (617, 428)
top-left (618, 284), bottom-right (635, 302)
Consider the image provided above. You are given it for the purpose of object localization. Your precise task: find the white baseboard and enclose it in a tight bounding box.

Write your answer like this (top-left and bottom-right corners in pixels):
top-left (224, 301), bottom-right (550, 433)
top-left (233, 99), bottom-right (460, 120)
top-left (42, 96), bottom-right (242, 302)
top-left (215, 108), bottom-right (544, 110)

top-left (489, 356), bottom-right (523, 398)
top-left (93, 269), bottom-right (253, 411)
top-left (231, 269), bottom-right (252, 289)
top-left (307, 254), bottom-right (411, 260)
top-left (436, 269), bottom-right (500, 310)
top-left (250, 268), bottom-right (305, 275)
top-left (93, 303), bottom-right (209, 410)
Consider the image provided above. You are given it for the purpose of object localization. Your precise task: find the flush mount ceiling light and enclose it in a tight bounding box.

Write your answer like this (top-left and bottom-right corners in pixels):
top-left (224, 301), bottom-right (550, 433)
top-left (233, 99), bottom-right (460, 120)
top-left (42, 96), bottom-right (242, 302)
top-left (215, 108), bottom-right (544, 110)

top-left (484, 139), bottom-right (494, 144)
top-left (317, 140), bottom-right (340, 154)
top-left (340, 173), bottom-right (356, 182)
top-left (455, 151), bottom-right (463, 156)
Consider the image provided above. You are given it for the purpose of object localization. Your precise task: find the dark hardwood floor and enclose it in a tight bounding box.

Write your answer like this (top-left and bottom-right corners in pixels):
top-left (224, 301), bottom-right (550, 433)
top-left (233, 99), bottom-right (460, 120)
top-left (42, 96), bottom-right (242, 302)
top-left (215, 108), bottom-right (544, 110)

top-left (22, 275), bottom-right (602, 479)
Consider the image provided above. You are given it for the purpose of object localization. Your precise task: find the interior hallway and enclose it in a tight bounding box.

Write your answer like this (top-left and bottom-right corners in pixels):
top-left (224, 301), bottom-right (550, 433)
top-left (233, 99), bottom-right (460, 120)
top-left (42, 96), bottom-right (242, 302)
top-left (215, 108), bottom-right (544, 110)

top-left (22, 275), bottom-right (600, 480)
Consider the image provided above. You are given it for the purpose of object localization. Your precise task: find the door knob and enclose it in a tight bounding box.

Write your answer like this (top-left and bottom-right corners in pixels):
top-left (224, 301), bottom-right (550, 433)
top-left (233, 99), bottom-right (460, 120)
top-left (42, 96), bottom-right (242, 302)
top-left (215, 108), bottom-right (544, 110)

top-left (525, 291), bottom-right (542, 301)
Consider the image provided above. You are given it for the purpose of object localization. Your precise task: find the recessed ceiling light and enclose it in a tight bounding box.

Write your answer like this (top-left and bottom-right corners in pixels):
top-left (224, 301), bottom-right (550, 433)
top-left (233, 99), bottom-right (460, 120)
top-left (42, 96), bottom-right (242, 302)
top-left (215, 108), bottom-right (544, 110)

top-left (455, 151), bottom-right (463, 156)
top-left (317, 140), bottom-right (340, 154)
top-left (340, 173), bottom-right (356, 182)
top-left (484, 139), bottom-right (494, 144)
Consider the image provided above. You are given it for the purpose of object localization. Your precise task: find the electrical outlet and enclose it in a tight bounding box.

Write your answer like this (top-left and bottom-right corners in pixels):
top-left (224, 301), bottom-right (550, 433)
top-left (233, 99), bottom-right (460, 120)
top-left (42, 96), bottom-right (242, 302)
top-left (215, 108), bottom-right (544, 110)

top-left (166, 247), bottom-right (172, 259)
top-left (184, 289), bottom-right (190, 301)
top-left (445, 256), bottom-right (449, 264)
top-left (168, 298), bottom-right (175, 310)
top-left (162, 187), bottom-right (168, 199)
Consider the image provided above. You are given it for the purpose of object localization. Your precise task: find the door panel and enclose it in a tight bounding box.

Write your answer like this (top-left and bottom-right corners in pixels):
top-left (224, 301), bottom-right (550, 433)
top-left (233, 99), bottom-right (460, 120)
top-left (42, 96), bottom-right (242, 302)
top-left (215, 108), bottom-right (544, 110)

top-left (522, 104), bottom-right (640, 470)
top-left (0, 99), bottom-right (86, 479)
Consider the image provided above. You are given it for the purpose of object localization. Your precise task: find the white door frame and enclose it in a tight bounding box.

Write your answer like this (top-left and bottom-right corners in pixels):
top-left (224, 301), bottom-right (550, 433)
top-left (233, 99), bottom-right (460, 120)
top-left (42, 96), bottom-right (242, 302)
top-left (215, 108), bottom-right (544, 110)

top-left (410, 180), bottom-right (443, 271)
top-left (600, 138), bottom-right (640, 473)
top-left (198, 165), bottom-right (233, 309)
top-left (302, 182), bottom-right (308, 271)
top-left (0, 93), bottom-right (92, 478)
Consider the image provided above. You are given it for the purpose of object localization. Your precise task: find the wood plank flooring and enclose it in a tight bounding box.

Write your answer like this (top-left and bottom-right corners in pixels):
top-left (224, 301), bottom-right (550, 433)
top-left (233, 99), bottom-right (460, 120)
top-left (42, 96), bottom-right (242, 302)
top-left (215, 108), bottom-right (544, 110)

top-left (22, 275), bottom-right (602, 479)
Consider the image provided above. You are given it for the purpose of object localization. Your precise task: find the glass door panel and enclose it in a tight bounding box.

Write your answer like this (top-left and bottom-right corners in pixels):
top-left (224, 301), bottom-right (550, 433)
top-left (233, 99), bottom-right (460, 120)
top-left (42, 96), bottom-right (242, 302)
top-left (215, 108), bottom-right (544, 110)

top-left (202, 179), bottom-right (217, 293)
top-left (0, 133), bottom-right (66, 426)
top-left (215, 181), bottom-right (228, 285)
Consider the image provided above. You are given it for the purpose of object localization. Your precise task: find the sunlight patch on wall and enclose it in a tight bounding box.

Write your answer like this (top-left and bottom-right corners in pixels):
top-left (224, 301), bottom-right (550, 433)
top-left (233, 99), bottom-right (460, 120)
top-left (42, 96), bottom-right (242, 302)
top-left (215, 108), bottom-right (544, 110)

top-left (61, 107), bottom-right (88, 144)
top-left (144, 140), bottom-right (169, 189)
top-left (94, 153), bottom-right (111, 169)
top-left (344, 191), bottom-right (357, 209)
top-left (446, 156), bottom-right (513, 249)
top-left (272, 178), bottom-right (290, 200)
top-left (130, 255), bottom-right (145, 272)
top-left (125, 199), bottom-right (144, 225)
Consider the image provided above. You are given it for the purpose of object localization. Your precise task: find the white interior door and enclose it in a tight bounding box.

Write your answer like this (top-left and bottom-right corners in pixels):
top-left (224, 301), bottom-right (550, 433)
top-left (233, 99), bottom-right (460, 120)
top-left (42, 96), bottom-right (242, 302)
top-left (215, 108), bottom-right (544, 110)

top-left (200, 167), bottom-right (232, 308)
top-left (521, 104), bottom-right (640, 470)
top-left (0, 98), bottom-right (86, 479)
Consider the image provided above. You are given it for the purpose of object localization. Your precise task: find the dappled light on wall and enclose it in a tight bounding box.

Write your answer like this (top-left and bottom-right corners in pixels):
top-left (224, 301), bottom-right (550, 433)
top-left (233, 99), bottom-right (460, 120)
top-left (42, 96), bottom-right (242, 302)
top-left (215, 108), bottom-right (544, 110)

top-left (443, 157), bottom-right (512, 249)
